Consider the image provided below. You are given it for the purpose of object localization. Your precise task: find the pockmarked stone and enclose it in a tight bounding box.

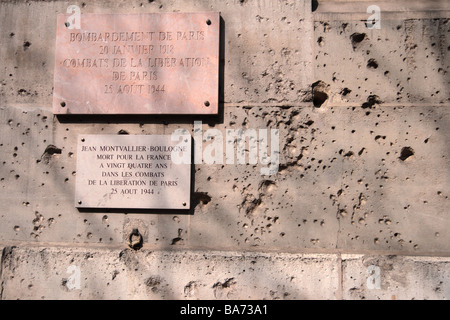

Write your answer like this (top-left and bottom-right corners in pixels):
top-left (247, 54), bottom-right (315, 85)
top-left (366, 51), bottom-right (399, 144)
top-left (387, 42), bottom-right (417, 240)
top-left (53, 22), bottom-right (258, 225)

top-left (75, 135), bottom-right (191, 209)
top-left (53, 12), bottom-right (219, 114)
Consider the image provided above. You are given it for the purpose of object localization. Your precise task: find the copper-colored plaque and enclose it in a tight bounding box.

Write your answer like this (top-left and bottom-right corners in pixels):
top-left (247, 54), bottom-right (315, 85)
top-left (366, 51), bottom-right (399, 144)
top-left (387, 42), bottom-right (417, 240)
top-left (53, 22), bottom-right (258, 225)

top-left (75, 135), bottom-right (191, 209)
top-left (53, 13), bottom-right (219, 114)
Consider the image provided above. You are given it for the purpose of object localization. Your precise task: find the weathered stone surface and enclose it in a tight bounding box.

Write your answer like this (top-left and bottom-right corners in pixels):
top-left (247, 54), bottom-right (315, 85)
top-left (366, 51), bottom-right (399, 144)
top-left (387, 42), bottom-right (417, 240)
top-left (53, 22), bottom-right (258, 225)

top-left (1, 105), bottom-right (448, 255)
top-left (0, 246), bottom-right (340, 300)
top-left (342, 254), bottom-right (450, 300)
top-left (1, 247), bottom-right (449, 300)
top-left (0, 0), bottom-right (448, 300)
top-left (314, 3), bottom-right (449, 106)
top-left (0, 0), bottom-right (313, 107)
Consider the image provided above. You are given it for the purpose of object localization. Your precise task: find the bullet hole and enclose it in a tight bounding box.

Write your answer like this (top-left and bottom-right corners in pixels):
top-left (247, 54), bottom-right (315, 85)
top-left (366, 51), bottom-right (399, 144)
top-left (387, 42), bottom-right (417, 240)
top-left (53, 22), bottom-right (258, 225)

top-left (335, 207), bottom-right (347, 218)
top-left (317, 36), bottom-right (324, 47)
top-left (32, 212), bottom-right (44, 229)
top-left (40, 145), bottom-right (62, 164)
top-left (362, 95), bottom-right (382, 109)
top-left (367, 58), bottom-right (379, 69)
top-left (9, 32), bottom-right (15, 37)
top-left (350, 33), bottom-right (366, 50)
top-left (61, 278), bottom-right (69, 289)
top-left (18, 89), bottom-right (28, 96)
top-left (399, 147), bottom-right (414, 161)
top-left (145, 276), bottom-right (162, 293)
top-left (259, 180), bottom-right (277, 196)
top-left (184, 281), bottom-right (199, 297)
top-left (312, 80), bottom-right (329, 108)
top-left (312, 0), bottom-right (319, 12)
top-left (45, 145), bottom-right (62, 155)
top-left (375, 135), bottom-right (386, 142)
top-left (193, 192), bottom-right (212, 207)
top-left (118, 129), bottom-right (129, 135)
top-left (340, 88), bottom-right (351, 96)
top-left (14, 226), bottom-right (20, 232)
top-left (128, 228), bottom-right (143, 250)
top-left (240, 194), bottom-right (262, 217)
top-left (343, 151), bottom-right (354, 158)
top-left (23, 41), bottom-right (31, 51)
top-left (171, 228), bottom-right (184, 245)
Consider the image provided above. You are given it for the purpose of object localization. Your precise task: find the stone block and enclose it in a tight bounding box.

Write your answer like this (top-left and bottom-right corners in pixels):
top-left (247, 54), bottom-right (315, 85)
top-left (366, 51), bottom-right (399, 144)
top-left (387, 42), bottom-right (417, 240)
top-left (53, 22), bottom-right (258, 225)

top-left (342, 254), bottom-right (450, 299)
top-left (0, 246), bottom-right (340, 300)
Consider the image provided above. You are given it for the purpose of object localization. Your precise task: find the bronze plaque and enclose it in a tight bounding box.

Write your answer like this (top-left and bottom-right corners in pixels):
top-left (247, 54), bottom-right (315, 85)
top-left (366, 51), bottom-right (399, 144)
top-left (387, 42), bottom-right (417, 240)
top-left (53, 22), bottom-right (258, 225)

top-left (75, 134), bottom-right (191, 209)
top-left (53, 13), bottom-right (219, 114)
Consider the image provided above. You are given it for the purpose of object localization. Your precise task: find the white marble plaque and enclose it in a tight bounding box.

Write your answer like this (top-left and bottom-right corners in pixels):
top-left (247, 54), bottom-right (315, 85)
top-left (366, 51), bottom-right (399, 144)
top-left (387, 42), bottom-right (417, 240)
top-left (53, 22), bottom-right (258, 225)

top-left (75, 134), bottom-right (191, 209)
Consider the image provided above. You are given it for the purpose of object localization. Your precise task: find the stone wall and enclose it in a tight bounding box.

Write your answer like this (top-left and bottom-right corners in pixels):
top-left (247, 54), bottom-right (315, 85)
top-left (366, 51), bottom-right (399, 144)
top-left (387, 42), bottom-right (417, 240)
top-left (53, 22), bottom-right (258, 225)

top-left (0, 0), bottom-right (449, 299)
